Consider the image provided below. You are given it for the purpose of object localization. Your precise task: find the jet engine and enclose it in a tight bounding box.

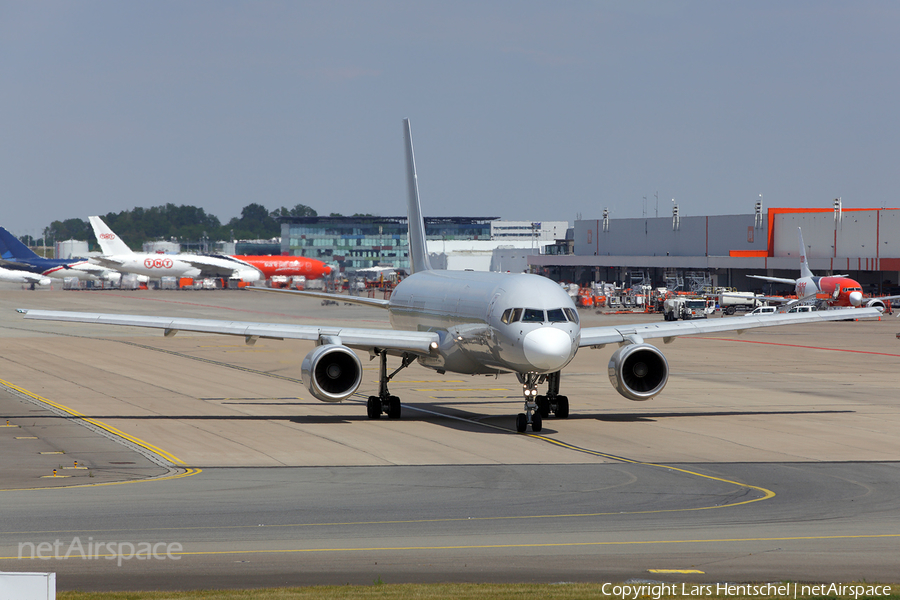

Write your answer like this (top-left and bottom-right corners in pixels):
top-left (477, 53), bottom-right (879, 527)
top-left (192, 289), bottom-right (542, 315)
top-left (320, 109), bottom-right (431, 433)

top-left (301, 345), bottom-right (362, 402)
top-left (607, 343), bottom-right (669, 401)
top-left (866, 298), bottom-right (887, 312)
top-left (234, 269), bottom-right (261, 283)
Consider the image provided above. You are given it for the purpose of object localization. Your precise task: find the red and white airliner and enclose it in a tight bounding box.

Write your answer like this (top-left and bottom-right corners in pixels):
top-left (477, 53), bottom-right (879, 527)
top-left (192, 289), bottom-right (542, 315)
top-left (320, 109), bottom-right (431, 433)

top-left (229, 255), bottom-right (331, 280)
top-left (749, 228), bottom-right (899, 312)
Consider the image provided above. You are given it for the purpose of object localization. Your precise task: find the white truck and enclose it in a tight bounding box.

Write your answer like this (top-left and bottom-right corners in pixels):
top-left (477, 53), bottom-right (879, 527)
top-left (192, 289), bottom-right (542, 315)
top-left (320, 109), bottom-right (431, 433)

top-left (663, 297), bottom-right (709, 321)
top-left (718, 291), bottom-right (765, 315)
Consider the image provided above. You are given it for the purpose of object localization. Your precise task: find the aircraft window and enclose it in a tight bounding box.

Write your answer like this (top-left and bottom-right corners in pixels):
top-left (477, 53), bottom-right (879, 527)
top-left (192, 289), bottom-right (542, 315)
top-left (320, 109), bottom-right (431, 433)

top-left (500, 309), bottom-right (513, 324)
top-left (563, 307), bottom-right (579, 323)
top-left (547, 308), bottom-right (567, 322)
top-left (522, 308), bottom-right (545, 323)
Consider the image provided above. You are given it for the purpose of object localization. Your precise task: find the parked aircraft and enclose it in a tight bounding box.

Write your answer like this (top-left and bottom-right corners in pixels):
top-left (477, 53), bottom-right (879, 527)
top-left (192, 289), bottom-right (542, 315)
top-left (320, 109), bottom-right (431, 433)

top-left (20, 120), bottom-right (882, 432)
top-left (749, 228), bottom-right (899, 312)
top-left (89, 217), bottom-right (263, 283)
top-left (0, 227), bottom-right (118, 282)
top-left (0, 265), bottom-right (51, 287)
top-left (230, 255), bottom-right (332, 280)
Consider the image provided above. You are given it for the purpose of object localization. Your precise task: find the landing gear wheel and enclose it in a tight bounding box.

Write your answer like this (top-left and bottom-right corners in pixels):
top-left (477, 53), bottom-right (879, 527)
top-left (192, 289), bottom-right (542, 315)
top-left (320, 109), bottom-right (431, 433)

top-left (554, 396), bottom-right (569, 419)
top-left (531, 412), bottom-right (543, 432)
top-left (387, 395), bottom-right (401, 419)
top-left (515, 413), bottom-right (528, 433)
top-left (536, 395), bottom-right (550, 417)
top-left (366, 396), bottom-right (382, 419)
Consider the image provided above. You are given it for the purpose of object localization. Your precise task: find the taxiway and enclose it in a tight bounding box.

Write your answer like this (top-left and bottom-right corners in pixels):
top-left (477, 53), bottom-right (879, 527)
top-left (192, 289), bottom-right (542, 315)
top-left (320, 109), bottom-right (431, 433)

top-left (1, 285), bottom-right (898, 589)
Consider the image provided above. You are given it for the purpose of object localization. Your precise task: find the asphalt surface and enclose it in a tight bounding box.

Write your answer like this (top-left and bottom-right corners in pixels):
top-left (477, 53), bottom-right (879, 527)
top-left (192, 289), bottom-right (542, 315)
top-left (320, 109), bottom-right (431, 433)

top-left (0, 284), bottom-right (898, 590)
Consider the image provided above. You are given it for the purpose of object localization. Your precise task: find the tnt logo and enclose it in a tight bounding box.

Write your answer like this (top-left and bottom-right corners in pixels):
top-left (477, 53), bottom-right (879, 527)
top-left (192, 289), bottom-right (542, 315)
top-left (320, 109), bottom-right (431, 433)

top-left (144, 258), bottom-right (174, 269)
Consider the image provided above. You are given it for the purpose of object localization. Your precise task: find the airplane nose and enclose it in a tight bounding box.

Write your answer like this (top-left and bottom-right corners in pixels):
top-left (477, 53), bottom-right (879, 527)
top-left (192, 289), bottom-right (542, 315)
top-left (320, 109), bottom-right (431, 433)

top-left (523, 327), bottom-right (574, 371)
top-left (849, 291), bottom-right (863, 306)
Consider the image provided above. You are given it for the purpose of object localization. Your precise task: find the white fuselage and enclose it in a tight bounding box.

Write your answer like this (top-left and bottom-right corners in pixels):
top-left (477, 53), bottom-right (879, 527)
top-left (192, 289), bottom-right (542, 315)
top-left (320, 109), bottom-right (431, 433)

top-left (0, 266), bottom-right (51, 286)
top-left (94, 253), bottom-right (262, 282)
top-left (102, 254), bottom-right (203, 279)
top-left (387, 270), bottom-right (581, 376)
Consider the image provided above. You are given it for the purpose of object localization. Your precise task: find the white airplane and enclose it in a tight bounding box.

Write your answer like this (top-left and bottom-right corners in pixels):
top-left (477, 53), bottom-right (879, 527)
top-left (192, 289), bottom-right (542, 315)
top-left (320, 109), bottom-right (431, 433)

top-left (0, 265), bottom-right (51, 287)
top-left (0, 226), bottom-right (119, 283)
top-left (20, 120), bottom-right (881, 432)
top-left (88, 216), bottom-right (263, 283)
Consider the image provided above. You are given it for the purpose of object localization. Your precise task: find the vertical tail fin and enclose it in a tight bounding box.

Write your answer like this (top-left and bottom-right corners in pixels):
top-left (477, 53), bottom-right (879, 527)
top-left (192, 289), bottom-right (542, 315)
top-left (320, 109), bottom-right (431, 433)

top-left (89, 216), bottom-right (134, 256)
top-left (403, 119), bottom-right (432, 274)
top-left (0, 230), bottom-right (11, 259)
top-left (0, 227), bottom-right (40, 259)
top-left (797, 227), bottom-right (813, 279)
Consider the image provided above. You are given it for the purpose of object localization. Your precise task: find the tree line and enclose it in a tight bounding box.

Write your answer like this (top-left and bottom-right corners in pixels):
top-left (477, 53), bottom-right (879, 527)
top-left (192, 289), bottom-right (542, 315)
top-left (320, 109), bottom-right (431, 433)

top-left (34, 203), bottom-right (323, 250)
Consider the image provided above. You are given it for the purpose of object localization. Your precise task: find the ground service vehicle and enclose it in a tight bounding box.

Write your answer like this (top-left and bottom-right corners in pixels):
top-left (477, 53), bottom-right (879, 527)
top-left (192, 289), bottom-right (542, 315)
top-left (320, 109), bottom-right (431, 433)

top-left (718, 291), bottom-right (765, 315)
top-left (663, 297), bottom-right (709, 321)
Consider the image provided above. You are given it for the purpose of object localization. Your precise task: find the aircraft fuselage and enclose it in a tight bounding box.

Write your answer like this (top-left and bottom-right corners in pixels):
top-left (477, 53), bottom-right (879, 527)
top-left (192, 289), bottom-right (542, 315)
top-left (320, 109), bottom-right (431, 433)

top-left (388, 270), bottom-right (580, 376)
top-left (105, 254), bottom-right (203, 279)
top-left (234, 255), bottom-right (332, 279)
top-left (796, 275), bottom-right (863, 307)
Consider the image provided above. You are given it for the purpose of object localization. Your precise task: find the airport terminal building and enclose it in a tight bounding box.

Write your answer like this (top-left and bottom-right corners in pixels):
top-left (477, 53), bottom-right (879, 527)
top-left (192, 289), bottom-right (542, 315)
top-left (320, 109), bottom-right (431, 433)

top-left (279, 215), bottom-right (496, 272)
top-left (530, 206), bottom-right (900, 295)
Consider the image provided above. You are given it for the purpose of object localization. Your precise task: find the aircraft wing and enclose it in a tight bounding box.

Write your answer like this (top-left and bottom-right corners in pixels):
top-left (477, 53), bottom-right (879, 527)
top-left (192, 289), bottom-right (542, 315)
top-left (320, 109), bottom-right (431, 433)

top-left (720, 292), bottom-right (817, 306)
top-left (177, 255), bottom-right (261, 279)
top-left (747, 274), bottom-right (797, 285)
top-left (249, 286), bottom-right (391, 308)
top-left (578, 307), bottom-right (882, 347)
top-left (68, 262), bottom-right (116, 275)
top-left (16, 309), bottom-right (438, 354)
top-left (89, 256), bottom-right (127, 269)
top-left (0, 258), bottom-right (34, 269)
top-left (720, 292), bottom-right (785, 303)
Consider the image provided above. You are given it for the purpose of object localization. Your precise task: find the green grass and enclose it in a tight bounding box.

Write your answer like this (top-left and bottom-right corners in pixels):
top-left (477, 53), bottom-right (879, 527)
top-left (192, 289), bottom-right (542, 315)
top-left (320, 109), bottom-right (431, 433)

top-left (57, 582), bottom-right (899, 600)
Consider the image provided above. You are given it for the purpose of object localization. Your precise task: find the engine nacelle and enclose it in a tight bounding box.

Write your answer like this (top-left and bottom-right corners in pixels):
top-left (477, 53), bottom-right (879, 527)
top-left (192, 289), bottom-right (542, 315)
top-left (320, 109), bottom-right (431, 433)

top-left (234, 269), bottom-right (261, 283)
top-left (301, 344), bottom-right (362, 402)
top-left (608, 343), bottom-right (669, 401)
top-left (866, 298), bottom-right (887, 312)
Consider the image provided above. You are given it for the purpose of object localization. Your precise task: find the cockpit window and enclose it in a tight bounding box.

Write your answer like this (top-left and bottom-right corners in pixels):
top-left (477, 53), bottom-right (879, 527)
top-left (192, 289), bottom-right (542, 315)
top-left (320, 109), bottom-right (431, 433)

top-left (547, 308), bottom-right (567, 323)
top-left (521, 308), bottom-right (545, 323)
top-left (501, 308), bottom-right (523, 324)
top-left (563, 307), bottom-right (578, 324)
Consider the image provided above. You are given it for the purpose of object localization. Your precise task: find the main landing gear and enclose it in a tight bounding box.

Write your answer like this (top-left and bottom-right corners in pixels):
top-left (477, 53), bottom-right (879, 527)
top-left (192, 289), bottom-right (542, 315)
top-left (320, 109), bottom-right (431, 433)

top-left (515, 371), bottom-right (570, 433)
top-left (367, 350), bottom-right (415, 420)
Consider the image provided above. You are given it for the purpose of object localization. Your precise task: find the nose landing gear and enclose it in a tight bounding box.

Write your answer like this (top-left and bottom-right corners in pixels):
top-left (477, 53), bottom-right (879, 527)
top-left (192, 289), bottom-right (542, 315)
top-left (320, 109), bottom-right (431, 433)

top-left (516, 373), bottom-right (545, 433)
top-left (516, 375), bottom-right (542, 433)
top-left (515, 371), bottom-right (569, 433)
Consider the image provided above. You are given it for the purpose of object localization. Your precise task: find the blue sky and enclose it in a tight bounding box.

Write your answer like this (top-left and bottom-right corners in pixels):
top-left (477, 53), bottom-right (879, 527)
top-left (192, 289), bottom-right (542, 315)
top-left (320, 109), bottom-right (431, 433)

top-left (2, 1), bottom-right (899, 238)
